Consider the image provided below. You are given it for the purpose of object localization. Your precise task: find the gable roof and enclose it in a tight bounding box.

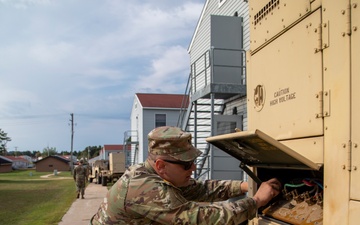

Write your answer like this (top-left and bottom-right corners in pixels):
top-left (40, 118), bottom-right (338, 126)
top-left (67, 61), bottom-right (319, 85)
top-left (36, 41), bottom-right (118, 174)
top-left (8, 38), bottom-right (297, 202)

top-left (136, 93), bottom-right (188, 109)
top-left (2, 156), bottom-right (29, 163)
top-left (35, 155), bottom-right (70, 164)
top-left (0, 155), bottom-right (13, 164)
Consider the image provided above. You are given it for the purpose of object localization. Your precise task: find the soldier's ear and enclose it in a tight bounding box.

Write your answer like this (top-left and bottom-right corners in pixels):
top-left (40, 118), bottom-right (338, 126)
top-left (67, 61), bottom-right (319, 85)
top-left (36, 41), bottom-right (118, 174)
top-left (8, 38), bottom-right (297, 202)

top-left (155, 159), bottom-right (166, 172)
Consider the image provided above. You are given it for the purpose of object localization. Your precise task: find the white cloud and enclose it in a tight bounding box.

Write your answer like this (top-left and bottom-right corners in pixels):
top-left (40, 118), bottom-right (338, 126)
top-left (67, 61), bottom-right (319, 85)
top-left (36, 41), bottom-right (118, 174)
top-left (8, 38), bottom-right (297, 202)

top-left (0, 0), bottom-right (204, 152)
top-left (135, 45), bottom-right (190, 93)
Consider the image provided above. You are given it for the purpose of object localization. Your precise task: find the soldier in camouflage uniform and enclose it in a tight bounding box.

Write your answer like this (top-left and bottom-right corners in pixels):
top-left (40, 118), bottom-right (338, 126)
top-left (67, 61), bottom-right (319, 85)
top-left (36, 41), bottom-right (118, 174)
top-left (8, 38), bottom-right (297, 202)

top-left (91, 126), bottom-right (280, 224)
top-left (74, 159), bottom-right (87, 199)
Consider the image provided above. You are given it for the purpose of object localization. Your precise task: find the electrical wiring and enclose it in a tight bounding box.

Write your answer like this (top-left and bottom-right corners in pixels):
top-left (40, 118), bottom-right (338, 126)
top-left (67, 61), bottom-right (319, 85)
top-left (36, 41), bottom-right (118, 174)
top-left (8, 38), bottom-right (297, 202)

top-left (284, 182), bottom-right (305, 190)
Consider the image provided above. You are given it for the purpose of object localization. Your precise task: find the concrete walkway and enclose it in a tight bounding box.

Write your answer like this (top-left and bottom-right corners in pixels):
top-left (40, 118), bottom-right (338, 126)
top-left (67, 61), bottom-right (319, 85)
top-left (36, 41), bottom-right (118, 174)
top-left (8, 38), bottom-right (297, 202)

top-left (59, 183), bottom-right (108, 225)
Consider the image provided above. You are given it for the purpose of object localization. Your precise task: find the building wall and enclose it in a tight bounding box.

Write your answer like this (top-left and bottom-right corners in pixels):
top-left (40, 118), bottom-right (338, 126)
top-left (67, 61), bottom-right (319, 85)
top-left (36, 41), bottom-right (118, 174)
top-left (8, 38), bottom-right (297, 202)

top-left (36, 158), bottom-right (70, 172)
top-left (0, 164), bottom-right (12, 173)
top-left (223, 96), bottom-right (248, 130)
top-left (189, 0), bottom-right (250, 131)
top-left (139, 108), bottom-right (182, 163)
top-left (189, 0), bottom-right (249, 63)
top-left (130, 96), bottom-right (143, 164)
top-left (12, 160), bottom-right (29, 169)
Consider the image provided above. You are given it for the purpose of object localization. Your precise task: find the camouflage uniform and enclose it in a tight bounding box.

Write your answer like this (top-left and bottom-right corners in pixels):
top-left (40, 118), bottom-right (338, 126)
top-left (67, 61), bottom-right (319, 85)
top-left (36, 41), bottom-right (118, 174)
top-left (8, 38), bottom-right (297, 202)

top-left (91, 126), bottom-right (257, 224)
top-left (74, 162), bottom-right (87, 198)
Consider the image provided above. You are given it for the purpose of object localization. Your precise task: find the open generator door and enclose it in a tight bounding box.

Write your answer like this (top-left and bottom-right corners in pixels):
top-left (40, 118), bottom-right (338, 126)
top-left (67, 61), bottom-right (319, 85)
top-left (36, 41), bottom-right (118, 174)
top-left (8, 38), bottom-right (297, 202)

top-left (206, 129), bottom-right (321, 171)
top-left (206, 129), bottom-right (324, 225)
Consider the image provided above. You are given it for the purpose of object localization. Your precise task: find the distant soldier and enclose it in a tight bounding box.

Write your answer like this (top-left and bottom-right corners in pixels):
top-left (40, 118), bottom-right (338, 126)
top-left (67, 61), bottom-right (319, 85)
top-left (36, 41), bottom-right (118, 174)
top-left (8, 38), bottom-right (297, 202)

top-left (73, 159), bottom-right (87, 199)
top-left (91, 126), bottom-right (281, 224)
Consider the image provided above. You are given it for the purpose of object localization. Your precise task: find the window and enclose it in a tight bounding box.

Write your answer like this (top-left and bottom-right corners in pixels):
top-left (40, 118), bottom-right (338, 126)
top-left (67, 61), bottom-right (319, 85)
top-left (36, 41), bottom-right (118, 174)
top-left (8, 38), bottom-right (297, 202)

top-left (155, 114), bottom-right (166, 127)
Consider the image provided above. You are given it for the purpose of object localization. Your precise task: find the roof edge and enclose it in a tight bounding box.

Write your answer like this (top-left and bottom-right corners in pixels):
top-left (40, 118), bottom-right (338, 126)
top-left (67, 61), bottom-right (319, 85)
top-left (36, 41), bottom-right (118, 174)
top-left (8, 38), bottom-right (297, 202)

top-left (188, 0), bottom-right (209, 53)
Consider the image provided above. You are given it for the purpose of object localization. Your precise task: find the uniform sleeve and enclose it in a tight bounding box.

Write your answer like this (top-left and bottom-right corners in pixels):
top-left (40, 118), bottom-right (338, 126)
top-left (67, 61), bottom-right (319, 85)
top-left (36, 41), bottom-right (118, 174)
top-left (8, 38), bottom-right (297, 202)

top-left (126, 190), bottom-right (257, 225)
top-left (73, 168), bottom-right (76, 180)
top-left (180, 179), bottom-right (244, 202)
top-left (91, 164), bottom-right (256, 225)
top-left (125, 178), bottom-right (256, 225)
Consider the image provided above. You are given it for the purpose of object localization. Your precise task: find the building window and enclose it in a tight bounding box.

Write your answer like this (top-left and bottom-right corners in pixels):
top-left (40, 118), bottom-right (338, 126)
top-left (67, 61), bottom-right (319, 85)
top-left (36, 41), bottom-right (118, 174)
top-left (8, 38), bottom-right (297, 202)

top-left (155, 114), bottom-right (166, 127)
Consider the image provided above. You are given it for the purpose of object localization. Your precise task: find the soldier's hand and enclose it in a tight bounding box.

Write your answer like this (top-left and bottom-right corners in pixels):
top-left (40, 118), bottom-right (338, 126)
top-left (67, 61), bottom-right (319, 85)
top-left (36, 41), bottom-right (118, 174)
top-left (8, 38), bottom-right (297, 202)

top-left (252, 178), bottom-right (281, 208)
top-left (240, 181), bottom-right (248, 193)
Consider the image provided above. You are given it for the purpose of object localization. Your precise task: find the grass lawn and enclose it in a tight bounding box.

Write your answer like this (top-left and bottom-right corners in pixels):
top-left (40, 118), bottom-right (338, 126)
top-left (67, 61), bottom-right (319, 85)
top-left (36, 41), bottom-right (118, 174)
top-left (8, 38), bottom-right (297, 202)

top-left (0, 169), bottom-right (76, 225)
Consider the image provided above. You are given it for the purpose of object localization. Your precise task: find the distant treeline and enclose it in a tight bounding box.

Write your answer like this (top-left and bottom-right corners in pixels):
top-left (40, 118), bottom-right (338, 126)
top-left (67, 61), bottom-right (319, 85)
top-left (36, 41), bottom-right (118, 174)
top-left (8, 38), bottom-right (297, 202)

top-left (4, 145), bottom-right (102, 160)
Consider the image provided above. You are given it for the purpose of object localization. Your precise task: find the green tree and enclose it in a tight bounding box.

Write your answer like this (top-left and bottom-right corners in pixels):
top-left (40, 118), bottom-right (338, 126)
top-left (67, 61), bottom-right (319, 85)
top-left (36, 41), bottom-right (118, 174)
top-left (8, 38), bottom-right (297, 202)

top-left (32, 151), bottom-right (39, 157)
top-left (80, 145), bottom-right (101, 160)
top-left (35, 151), bottom-right (42, 159)
top-left (42, 146), bottom-right (57, 157)
top-left (0, 129), bottom-right (11, 155)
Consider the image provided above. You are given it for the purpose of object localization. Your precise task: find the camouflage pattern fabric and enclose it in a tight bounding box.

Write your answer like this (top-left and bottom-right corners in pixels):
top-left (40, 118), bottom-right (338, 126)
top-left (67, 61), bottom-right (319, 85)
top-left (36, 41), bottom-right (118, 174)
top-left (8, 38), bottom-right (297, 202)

top-left (148, 126), bottom-right (202, 162)
top-left (74, 165), bottom-right (87, 194)
top-left (91, 161), bottom-right (257, 224)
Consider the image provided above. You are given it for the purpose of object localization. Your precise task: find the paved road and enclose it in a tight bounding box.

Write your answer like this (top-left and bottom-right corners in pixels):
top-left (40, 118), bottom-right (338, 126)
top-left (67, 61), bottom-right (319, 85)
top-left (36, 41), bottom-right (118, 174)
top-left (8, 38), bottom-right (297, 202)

top-left (58, 182), bottom-right (108, 225)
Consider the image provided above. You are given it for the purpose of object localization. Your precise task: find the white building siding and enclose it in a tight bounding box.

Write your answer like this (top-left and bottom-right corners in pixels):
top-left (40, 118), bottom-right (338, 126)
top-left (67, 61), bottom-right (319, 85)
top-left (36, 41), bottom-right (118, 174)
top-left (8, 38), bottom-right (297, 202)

top-left (130, 94), bottom-right (185, 164)
top-left (140, 108), bottom-right (182, 163)
top-left (224, 97), bottom-right (248, 130)
top-left (189, 0), bottom-right (250, 131)
top-left (189, 0), bottom-right (250, 64)
top-left (130, 96), bottom-right (143, 165)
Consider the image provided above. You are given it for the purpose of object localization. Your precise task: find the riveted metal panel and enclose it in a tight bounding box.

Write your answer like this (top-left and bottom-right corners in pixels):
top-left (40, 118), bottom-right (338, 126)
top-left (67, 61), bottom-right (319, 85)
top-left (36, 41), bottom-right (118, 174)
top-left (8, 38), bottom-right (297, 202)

top-left (350, 0), bottom-right (360, 201)
top-left (250, 0), bottom-right (311, 52)
top-left (247, 9), bottom-right (323, 141)
top-left (322, 0), bottom-right (352, 223)
top-left (349, 200), bottom-right (360, 225)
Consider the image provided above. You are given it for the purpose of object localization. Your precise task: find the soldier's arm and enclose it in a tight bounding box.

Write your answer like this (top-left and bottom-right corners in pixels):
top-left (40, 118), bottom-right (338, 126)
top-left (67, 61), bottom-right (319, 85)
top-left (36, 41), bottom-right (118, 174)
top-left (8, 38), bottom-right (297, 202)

top-left (124, 179), bottom-right (256, 224)
top-left (126, 195), bottom-right (257, 224)
top-left (73, 168), bottom-right (76, 180)
top-left (181, 179), bottom-right (245, 202)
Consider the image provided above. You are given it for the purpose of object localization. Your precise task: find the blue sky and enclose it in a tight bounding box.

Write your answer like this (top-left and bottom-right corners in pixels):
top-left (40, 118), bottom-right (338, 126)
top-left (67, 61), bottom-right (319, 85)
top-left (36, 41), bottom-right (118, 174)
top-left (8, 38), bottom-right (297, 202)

top-left (0, 0), bottom-right (204, 153)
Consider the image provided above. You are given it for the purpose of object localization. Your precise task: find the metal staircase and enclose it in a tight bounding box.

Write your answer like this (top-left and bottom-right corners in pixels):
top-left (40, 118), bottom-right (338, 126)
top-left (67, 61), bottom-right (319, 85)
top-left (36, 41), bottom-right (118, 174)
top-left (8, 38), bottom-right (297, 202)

top-left (123, 130), bottom-right (139, 166)
top-left (177, 47), bottom-right (246, 180)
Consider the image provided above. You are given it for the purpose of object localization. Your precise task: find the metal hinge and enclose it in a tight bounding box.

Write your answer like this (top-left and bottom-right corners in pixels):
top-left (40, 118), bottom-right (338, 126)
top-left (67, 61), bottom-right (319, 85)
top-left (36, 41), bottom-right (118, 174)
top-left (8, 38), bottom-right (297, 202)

top-left (315, 91), bottom-right (323, 118)
top-left (346, 3), bottom-right (352, 36)
top-left (316, 90), bottom-right (330, 118)
top-left (314, 21), bottom-right (329, 53)
top-left (322, 21), bottom-right (329, 50)
top-left (315, 23), bottom-right (322, 53)
top-left (347, 140), bottom-right (352, 172)
top-left (323, 90), bottom-right (330, 117)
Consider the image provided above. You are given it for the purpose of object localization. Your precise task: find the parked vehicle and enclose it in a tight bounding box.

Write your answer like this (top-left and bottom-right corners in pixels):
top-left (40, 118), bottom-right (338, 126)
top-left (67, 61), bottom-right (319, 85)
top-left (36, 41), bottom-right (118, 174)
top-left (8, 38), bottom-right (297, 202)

top-left (89, 152), bottom-right (126, 186)
top-left (88, 159), bottom-right (108, 184)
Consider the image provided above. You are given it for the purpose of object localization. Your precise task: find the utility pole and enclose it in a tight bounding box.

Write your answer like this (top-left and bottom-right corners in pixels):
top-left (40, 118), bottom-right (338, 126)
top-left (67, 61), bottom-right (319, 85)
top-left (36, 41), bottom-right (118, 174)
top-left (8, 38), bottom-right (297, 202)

top-left (70, 113), bottom-right (74, 174)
